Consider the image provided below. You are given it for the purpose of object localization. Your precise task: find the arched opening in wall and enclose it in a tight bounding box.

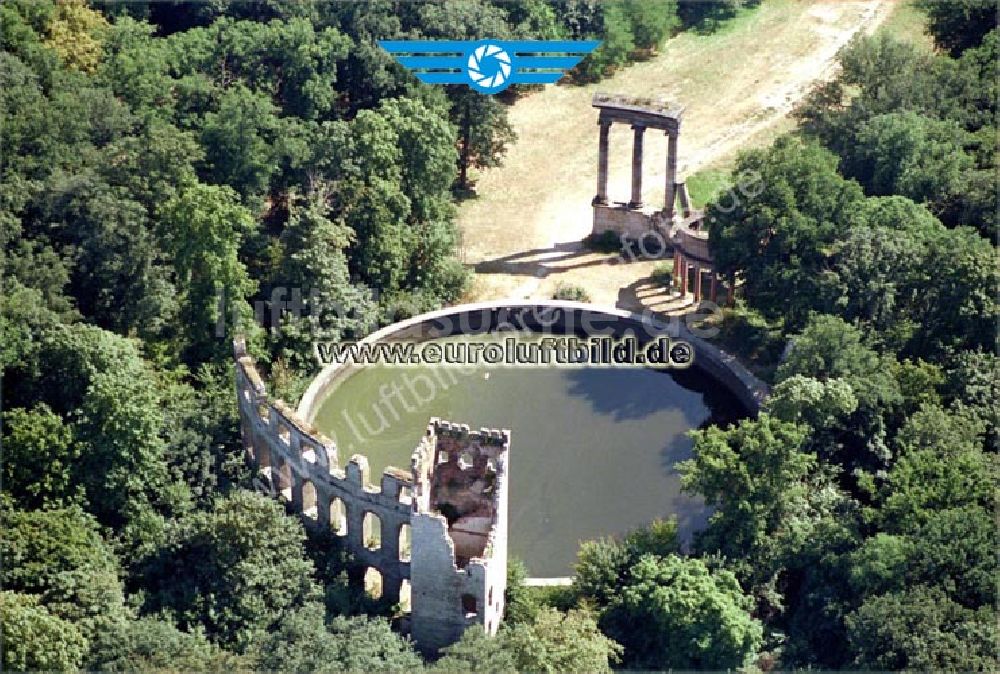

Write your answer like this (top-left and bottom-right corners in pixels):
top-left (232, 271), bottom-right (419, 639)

top-left (458, 450), bottom-right (474, 470)
top-left (461, 593), bottom-right (478, 618)
top-left (254, 442), bottom-right (273, 492)
top-left (398, 524), bottom-right (411, 562)
top-left (364, 567), bottom-right (383, 599)
top-left (302, 479), bottom-right (317, 520)
top-left (257, 441), bottom-right (272, 471)
top-left (301, 442), bottom-right (317, 464)
top-left (363, 512), bottom-right (382, 551)
top-left (399, 579), bottom-right (411, 612)
top-left (277, 462), bottom-right (293, 501)
top-left (330, 497), bottom-right (347, 536)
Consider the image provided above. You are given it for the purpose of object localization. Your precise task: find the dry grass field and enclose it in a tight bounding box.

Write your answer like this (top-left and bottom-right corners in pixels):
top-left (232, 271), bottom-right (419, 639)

top-left (457, 0), bottom-right (899, 308)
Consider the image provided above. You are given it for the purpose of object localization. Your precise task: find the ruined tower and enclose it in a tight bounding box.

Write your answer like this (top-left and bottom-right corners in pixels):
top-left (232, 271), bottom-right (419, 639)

top-left (409, 420), bottom-right (510, 653)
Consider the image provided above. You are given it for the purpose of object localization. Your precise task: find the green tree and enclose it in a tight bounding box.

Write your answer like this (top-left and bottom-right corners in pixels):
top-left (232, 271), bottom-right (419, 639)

top-left (256, 603), bottom-right (423, 673)
top-left (410, 0), bottom-right (517, 189)
top-left (831, 196), bottom-right (941, 345)
top-left (435, 625), bottom-right (516, 673)
top-left (5, 238), bottom-right (76, 318)
top-left (942, 350), bottom-right (998, 450)
top-left (504, 606), bottom-right (622, 673)
top-left (158, 366), bottom-right (239, 506)
top-left (0, 1), bottom-right (60, 81)
top-left (95, 16), bottom-right (172, 112)
top-left (766, 375), bottom-right (858, 433)
top-left (623, 0), bottom-right (679, 50)
top-left (0, 591), bottom-right (88, 673)
top-left (1, 403), bottom-right (81, 508)
top-left (345, 97), bottom-right (467, 306)
top-left (679, 415), bottom-right (820, 578)
top-left (846, 585), bottom-right (998, 671)
top-left (797, 35), bottom-right (941, 155)
top-left (1, 507), bottom-right (129, 643)
top-left (199, 85), bottom-right (280, 200)
top-left (583, 1), bottom-right (634, 79)
top-left (916, 0), bottom-right (997, 55)
top-left (905, 225), bottom-right (998, 358)
top-left (157, 182), bottom-right (259, 365)
top-left (139, 490), bottom-right (321, 652)
top-left (271, 186), bottom-right (378, 375)
top-left (878, 405), bottom-right (996, 530)
top-left (452, 89), bottom-right (517, 190)
top-left (845, 111), bottom-right (973, 209)
top-left (603, 555), bottom-right (763, 670)
top-left (4, 323), bottom-right (179, 529)
top-left (33, 171), bottom-right (174, 338)
top-left (707, 137), bottom-right (864, 327)
top-left (86, 617), bottom-right (249, 672)
top-left (502, 557), bottom-right (540, 626)
top-left (849, 507), bottom-right (997, 609)
top-left (774, 315), bottom-right (904, 475)
top-left (573, 517), bottom-right (679, 606)
top-left (776, 314), bottom-right (900, 410)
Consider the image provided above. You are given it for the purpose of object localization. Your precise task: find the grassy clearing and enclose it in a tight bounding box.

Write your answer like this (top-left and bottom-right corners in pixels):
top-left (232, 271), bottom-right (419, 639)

top-left (876, 0), bottom-right (934, 50)
top-left (685, 168), bottom-right (731, 208)
top-left (456, 0), bottom-right (896, 303)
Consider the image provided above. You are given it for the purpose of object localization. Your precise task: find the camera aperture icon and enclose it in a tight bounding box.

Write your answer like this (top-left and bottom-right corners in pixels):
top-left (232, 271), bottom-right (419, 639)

top-left (466, 41), bottom-right (513, 93)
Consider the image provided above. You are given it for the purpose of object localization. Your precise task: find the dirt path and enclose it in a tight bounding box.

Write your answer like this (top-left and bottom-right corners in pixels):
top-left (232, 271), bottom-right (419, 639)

top-left (457, 0), bottom-right (895, 308)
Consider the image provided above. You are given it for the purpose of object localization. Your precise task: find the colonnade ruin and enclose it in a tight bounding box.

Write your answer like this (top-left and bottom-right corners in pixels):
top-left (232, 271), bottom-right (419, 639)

top-left (233, 338), bottom-right (509, 654)
top-left (592, 93), bottom-right (726, 304)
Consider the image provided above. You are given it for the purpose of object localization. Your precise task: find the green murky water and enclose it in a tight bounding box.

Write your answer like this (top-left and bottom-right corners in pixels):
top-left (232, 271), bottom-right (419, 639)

top-left (312, 335), bottom-right (744, 577)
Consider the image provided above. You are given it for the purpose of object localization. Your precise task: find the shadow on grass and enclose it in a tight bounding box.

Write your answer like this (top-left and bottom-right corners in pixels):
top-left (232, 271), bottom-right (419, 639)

top-left (452, 184), bottom-right (479, 203)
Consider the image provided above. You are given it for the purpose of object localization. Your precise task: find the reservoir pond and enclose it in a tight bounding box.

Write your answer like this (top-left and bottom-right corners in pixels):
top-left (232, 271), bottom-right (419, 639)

top-left (313, 334), bottom-right (745, 576)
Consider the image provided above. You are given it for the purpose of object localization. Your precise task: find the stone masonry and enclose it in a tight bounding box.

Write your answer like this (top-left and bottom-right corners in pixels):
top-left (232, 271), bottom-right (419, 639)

top-left (232, 338), bottom-right (510, 654)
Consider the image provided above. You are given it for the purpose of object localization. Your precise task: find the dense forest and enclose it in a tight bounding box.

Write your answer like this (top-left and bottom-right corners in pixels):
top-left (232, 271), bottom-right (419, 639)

top-left (1, 0), bottom-right (996, 672)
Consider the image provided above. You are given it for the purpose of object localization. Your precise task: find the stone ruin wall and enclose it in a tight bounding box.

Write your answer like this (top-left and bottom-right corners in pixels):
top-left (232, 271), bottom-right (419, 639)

top-left (232, 339), bottom-right (509, 654)
top-left (410, 421), bottom-right (509, 651)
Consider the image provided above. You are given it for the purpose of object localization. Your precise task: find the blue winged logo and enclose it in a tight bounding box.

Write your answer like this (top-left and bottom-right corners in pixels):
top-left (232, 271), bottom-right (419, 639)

top-left (379, 39), bottom-right (601, 95)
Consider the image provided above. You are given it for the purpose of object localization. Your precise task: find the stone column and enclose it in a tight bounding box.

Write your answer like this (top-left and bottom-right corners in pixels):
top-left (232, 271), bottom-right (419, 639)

top-left (594, 120), bottom-right (611, 205)
top-left (382, 573), bottom-right (403, 609)
top-left (664, 132), bottom-right (678, 220)
top-left (316, 488), bottom-right (331, 528)
top-left (693, 265), bottom-right (702, 302)
top-left (347, 503), bottom-right (365, 551)
top-left (679, 257), bottom-right (688, 295)
top-left (291, 472), bottom-right (304, 510)
top-left (629, 125), bottom-right (645, 209)
top-left (710, 272), bottom-right (718, 303)
top-left (678, 182), bottom-right (692, 218)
